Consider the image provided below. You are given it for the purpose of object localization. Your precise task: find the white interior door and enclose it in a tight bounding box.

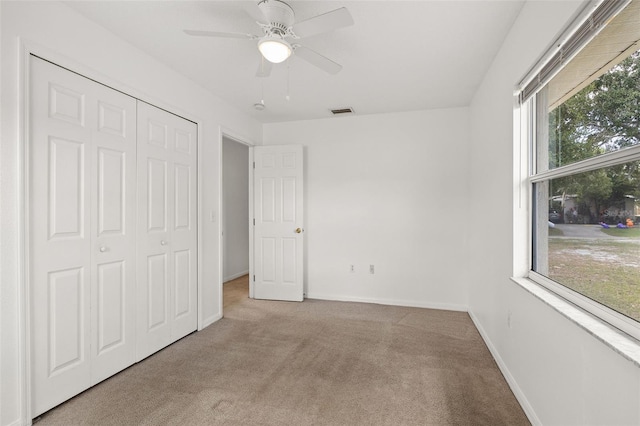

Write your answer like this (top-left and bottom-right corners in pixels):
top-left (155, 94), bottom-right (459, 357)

top-left (90, 81), bottom-right (138, 385)
top-left (253, 145), bottom-right (304, 301)
top-left (136, 101), bottom-right (197, 360)
top-left (30, 56), bottom-right (137, 416)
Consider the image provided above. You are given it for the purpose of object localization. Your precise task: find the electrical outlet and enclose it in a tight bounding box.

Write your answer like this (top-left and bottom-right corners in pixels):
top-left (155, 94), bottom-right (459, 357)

top-left (350, 265), bottom-right (355, 273)
top-left (369, 264), bottom-right (375, 274)
top-left (507, 310), bottom-right (512, 329)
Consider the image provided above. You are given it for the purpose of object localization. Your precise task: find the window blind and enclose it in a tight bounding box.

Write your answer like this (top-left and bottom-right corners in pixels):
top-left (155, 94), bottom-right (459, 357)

top-left (518, 0), bottom-right (631, 104)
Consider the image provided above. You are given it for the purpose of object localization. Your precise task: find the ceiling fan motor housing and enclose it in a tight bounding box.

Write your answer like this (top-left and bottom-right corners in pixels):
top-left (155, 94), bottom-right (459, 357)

top-left (258, 0), bottom-right (295, 34)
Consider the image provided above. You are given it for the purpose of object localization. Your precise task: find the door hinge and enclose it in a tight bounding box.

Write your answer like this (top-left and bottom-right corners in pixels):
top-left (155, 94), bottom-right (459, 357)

top-left (253, 162), bottom-right (255, 169)
top-left (253, 218), bottom-right (255, 226)
top-left (253, 275), bottom-right (256, 282)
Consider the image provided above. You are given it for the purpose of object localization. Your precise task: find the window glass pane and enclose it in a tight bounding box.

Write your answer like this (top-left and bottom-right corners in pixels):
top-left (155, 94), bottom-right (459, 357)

top-left (546, 50), bottom-right (640, 170)
top-left (534, 161), bottom-right (640, 321)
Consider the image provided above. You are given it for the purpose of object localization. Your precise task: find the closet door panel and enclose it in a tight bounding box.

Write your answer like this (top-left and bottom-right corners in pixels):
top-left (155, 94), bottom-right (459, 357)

top-left (169, 121), bottom-right (197, 340)
top-left (90, 77), bottom-right (137, 385)
top-left (137, 104), bottom-right (172, 359)
top-left (30, 57), bottom-right (136, 416)
top-left (137, 102), bottom-right (197, 361)
top-left (31, 57), bottom-right (94, 416)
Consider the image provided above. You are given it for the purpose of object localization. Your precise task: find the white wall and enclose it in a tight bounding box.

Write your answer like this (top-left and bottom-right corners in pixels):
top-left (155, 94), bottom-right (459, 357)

top-left (6, 1), bottom-right (638, 425)
top-left (0, 2), bottom-right (261, 425)
top-left (263, 109), bottom-right (470, 310)
top-left (222, 138), bottom-right (250, 282)
top-left (468, 1), bottom-right (640, 424)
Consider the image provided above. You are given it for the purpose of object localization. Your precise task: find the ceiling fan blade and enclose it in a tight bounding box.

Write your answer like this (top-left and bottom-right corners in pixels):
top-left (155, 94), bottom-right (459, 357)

top-left (292, 7), bottom-right (354, 39)
top-left (294, 45), bottom-right (342, 75)
top-left (256, 57), bottom-right (272, 78)
top-left (183, 29), bottom-right (257, 40)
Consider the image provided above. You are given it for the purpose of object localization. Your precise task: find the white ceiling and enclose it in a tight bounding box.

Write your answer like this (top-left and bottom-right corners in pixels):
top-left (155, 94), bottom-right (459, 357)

top-left (65, 0), bottom-right (525, 123)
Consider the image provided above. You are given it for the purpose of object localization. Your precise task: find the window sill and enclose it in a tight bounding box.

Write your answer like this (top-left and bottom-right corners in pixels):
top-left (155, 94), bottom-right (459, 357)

top-left (511, 276), bottom-right (640, 368)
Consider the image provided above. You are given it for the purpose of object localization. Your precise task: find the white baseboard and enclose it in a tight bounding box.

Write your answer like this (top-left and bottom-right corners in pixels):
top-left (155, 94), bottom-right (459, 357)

top-left (468, 310), bottom-right (541, 426)
top-left (199, 313), bottom-right (222, 330)
top-left (223, 270), bottom-right (249, 283)
top-left (305, 292), bottom-right (468, 312)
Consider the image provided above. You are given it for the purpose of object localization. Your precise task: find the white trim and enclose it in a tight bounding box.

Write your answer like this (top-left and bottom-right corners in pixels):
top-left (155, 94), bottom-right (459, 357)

top-left (513, 89), bottom-right (532, 279)
top-left (513, 277), bottom-right (640, 367)
top-left (220, 127), bottom-right (255, 148)
top-left (248, 146), bottom-right (255, 299)
top-left (196, 108), bottom-right (204, 332)
top-left (527, 272), bottom-right (640, 345)
top-left (18, 40), bottom-right (207, 423)
top-left (530, 144), bottom-right (640, 183)
top-left (200, 313), bottom-right (223, 330)
top-left (18, 36), bottom-right (31, 426)
top-left (305, 293), bottom-right (468, 312)
top-left (1, 0), bottom-right (3, 416)
top-left (223, 270), bottom-right (250, 283)
top-left (468, 311), bottom-right (542, 426)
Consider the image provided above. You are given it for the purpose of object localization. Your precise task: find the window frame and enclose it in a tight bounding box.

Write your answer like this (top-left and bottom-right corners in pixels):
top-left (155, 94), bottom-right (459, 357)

top-left (525, 83), bottom-right (640, 344)
top-left (521, 0), bottom-right (640, 342)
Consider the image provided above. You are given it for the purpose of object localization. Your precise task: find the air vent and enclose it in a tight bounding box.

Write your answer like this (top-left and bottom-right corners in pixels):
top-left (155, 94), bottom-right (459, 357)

top-left (330, 107), bottom-right (354, 115)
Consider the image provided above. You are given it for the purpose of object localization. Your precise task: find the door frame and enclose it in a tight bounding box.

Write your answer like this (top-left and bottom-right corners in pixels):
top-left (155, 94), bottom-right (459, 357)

top-left (17, 40), bottom-right (206, 422)
top-left (218, 129), bottom-right (255, 305)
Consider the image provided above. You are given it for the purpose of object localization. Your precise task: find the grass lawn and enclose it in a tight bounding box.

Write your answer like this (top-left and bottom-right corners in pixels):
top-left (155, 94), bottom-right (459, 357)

top-left (548, 227), bottom-right (564, 237)
top-left (548, 237), bottom-right (640, 321)
top-left (601, 227), bottom-right (640, 238)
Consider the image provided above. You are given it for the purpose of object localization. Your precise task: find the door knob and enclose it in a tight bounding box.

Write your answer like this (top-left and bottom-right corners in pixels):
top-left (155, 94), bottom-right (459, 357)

top-left (160, 240), bottom-right (167, 245)
top-left (295, 228), bottom-right (303, 234)
top-left (99, 246), bottom-right (107, 252)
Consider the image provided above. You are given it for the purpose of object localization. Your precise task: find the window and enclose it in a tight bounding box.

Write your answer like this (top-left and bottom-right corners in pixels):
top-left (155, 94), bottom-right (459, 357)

top-left (524, 0), bottom-right (640, 339)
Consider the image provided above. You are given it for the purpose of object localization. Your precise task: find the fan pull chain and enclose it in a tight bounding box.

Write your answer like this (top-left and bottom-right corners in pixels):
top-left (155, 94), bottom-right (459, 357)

top-left (286, 58), bottom-right (291, 101)
top-left (254, 78), bottom-right (265, 111)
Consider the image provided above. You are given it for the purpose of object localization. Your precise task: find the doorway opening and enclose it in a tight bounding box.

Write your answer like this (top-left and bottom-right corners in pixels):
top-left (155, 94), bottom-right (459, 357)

top-left (221, 136), bottom-right (251, 307)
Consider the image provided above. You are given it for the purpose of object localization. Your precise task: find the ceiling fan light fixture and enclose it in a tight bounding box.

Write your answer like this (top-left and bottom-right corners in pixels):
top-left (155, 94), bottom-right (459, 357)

top-left (258, 37), bottom-right (292, 64)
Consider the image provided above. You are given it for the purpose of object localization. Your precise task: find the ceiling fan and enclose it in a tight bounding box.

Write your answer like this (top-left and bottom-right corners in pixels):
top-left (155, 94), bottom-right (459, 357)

top-left (184, 0), bottom-right (354, 77)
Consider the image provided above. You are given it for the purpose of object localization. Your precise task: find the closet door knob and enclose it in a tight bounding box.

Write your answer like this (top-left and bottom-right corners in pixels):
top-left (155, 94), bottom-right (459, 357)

top-left (99, 246), bottom-right (107, 252)
top-left (160, 240), bottom-right (167, 246)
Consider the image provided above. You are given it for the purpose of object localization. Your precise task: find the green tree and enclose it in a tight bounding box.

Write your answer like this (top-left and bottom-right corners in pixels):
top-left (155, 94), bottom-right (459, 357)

top-left (548, 50), bottom-right (640, 222)
top-left (577, 169), bottom-right (612, 219)
top-left (550, 51), bottom-right (640, 162)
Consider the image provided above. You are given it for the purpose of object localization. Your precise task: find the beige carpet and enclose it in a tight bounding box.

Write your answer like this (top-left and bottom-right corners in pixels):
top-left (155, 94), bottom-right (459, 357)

top-left (35, 276), bottom-right (529, 425)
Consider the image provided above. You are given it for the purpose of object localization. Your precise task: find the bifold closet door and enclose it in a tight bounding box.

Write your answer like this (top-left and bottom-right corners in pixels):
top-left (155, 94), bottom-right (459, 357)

top-left (136, 101), bottom-right (198, 361)
top-left (30, 56), bottom-right (137, 416)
